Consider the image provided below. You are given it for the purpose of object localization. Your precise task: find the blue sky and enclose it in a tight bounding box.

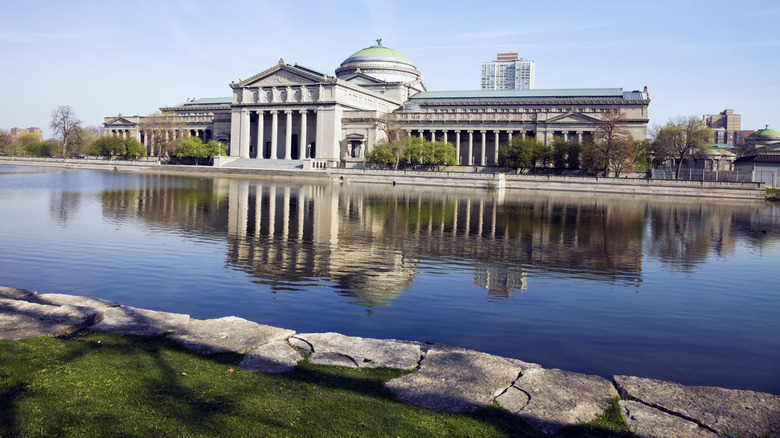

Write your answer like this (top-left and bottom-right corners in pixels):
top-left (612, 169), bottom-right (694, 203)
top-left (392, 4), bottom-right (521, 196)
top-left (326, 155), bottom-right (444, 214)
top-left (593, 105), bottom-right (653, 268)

top-left (2, 0), bottom-right (778, 138)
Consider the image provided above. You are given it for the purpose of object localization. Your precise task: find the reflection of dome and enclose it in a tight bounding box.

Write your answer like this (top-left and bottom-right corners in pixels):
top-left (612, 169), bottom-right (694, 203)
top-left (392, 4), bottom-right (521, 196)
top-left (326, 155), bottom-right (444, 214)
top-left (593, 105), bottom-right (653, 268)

top-left (336, 40), bottom-right (422, 83)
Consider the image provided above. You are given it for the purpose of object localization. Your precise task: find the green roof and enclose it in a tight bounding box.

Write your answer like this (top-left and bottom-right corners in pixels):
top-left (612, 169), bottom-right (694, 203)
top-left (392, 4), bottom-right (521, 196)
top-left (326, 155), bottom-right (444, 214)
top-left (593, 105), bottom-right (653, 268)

top-left (180, 97), bottom-right (231, 107)
top-left (411, 88), bottom-right (633, 101)
top-left (749, 127), bottom-right (780, 138)
top-left (346, 45), bottom-right (409, 62)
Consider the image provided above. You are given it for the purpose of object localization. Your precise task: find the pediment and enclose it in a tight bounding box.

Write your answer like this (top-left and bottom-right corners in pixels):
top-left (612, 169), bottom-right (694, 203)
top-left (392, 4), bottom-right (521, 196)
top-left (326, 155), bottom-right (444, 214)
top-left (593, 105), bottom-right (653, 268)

top-left (546, 111), bottom-right (601, 124)
top-left (238, 64), bottom-right (324, 88)
top-left (341, 73), bottom-right (387, 85)
top-left (104, 117), bottom-right (135, 126)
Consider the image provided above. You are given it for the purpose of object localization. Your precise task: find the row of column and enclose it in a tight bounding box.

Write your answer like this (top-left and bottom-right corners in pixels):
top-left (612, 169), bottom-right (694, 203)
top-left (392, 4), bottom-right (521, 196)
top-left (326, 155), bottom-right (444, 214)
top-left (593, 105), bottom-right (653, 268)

top-left (410, 128), bottom-right (587, 166)
top-left (237, 109), bottom-right (312, 159)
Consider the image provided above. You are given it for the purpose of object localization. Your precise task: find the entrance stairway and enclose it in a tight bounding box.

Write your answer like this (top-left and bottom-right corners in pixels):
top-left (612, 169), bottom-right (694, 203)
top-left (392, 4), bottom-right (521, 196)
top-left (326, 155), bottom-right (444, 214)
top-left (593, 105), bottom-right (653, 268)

top-left (220, 158), bottom-right (304, 170)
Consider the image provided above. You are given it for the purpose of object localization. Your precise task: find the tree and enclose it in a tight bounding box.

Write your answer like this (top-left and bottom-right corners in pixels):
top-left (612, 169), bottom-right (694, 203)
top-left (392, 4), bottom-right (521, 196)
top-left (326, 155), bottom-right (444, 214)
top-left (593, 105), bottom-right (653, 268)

top-left (91, 135), bottom-right (147, 159)
top-left (366, 143), bottom-right (397, 168)
top-left (0, 129), bottom-right (13, 155)
top-left (373, 113), bottom-right (408, 169)
top-left (138, 111), bottom-right (182, 157)
top-left (23, 141), bottom-right (58, 157)
top-left (651, 116), bottom-right (713, 179)
top-left (499, 136), bottom-right (546, 172)
top-left (551, 138), bottom-right (582, 172)
top-left (69, 126), bottom-right (102, 157)
top-left (50, 105), bottom-right (82, 156)
top-left (590, 108), bottom-right (634, 176)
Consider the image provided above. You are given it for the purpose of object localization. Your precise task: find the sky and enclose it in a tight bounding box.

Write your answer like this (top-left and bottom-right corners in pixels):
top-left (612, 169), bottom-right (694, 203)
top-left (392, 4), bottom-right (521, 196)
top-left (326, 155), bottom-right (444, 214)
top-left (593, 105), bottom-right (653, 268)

top-left (2, 0), bottom-right (778, 139)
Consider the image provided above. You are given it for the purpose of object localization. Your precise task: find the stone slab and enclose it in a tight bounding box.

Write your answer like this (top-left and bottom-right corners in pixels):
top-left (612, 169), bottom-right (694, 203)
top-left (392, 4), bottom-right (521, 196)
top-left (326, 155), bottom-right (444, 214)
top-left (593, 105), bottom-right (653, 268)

top-left (0, 298), bottom-right (102, 340)
top-left (497, 367), bottom-right (618, 434)
top-left (385, 347), bottom-right (522, 412)
top-left (0, 286), bottom-right (37, 301)
top-left (619, 400), bottom-right (718, 438)
top-left (170, 316), bottom-right (294, 355)
top-left (92, 305), bottom-right (190, 336)
top-left (614, 375), bottom-right (780, 438)
top-left (239, 340), bottom-right (302, 373)
top-left (32, 293), bottom-right (120, 309)
top-left (292, 332), bottom-right (421, 369)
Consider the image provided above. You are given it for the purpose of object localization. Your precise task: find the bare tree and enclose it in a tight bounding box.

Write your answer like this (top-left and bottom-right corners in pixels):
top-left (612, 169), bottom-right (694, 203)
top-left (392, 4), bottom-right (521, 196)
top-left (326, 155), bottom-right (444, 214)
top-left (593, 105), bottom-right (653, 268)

top-left (590, 108), bottom-right (633, 176)
top-left (0, 129), bottom-right (12, 155)
top-left (652, 116), bottom-right (713, 179)
top-left (373, 112), bottom-right (408, 169)
top-left (50, 105), bottom-right (82, 156)
top-left (138, 111), bottom-right (183, 157)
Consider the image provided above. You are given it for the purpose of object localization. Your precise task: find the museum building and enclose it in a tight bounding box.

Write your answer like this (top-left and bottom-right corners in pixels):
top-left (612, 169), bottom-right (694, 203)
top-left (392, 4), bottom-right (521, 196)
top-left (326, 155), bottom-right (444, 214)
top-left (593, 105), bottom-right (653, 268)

top-left (103, 41), bottom-right (650, 167)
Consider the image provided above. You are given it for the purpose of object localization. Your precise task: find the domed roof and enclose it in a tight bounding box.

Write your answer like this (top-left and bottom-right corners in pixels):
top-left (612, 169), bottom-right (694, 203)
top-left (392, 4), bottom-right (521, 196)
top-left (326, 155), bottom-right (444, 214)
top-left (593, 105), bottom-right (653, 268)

top-left (749, 126), bottom-right (780, 138)
top-left (336, 40), bottom-right (421, 84)
top-left (344, 45), bottom-right (410, 63)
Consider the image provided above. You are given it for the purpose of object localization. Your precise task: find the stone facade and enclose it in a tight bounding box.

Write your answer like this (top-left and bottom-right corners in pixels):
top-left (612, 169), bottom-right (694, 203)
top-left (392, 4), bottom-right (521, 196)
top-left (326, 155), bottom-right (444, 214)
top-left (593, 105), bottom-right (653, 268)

top-left (103, 42), bottom-right (650, 167)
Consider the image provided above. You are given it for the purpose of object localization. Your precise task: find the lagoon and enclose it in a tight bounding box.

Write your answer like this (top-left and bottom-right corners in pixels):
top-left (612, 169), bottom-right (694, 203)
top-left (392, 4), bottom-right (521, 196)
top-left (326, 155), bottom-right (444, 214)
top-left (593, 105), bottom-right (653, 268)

top-left (1, 164), bottom-right (778, 394)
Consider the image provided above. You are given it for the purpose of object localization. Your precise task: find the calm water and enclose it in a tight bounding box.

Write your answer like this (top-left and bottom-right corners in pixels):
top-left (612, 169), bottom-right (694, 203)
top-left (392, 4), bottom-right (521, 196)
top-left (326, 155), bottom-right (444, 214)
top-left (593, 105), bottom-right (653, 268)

top-left (1, 164), bottom-right (779, 394)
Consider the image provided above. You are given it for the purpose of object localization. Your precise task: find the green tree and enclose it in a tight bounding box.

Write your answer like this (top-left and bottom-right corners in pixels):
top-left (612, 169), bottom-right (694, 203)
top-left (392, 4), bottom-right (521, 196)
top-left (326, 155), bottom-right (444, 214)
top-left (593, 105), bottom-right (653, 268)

top-left (50, 105), bottom-right (82, 156)
top-left (430, 139), bottom-right (457, 168)
top-left (23, 141), bottom-right (58, 157)
top-left (499, 136), bottom-right (546, 172)
top-left (632, 139), bottom-right (653, 172)
top-left (90, 136), bottom-right (123, 158)
top-left (69, 126), bottom-right (101, 157)
top-left (366, 143), bottom-right (397, 168)
top-left (551, 138), bottom-right (582, 172)
top-left (0, 129), bottom-right (13, 155)
top-left (651, 116), bottom-right (713, 179)
top-left (373, 113), bottom-right (408, 169)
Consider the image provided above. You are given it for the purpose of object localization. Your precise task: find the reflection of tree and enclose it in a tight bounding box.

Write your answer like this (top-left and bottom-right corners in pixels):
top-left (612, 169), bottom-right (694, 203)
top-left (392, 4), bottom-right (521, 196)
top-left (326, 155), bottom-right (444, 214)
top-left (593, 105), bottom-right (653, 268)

top-left (49, 191), bottom-right (81, 226)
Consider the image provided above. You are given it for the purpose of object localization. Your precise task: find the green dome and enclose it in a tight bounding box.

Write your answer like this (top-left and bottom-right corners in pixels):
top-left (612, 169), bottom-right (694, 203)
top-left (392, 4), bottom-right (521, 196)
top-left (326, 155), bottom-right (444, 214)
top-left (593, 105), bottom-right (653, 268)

top-left (750, 127), bottom-right (780, 138)
top-left (346, 45), bottom-right (409, 62)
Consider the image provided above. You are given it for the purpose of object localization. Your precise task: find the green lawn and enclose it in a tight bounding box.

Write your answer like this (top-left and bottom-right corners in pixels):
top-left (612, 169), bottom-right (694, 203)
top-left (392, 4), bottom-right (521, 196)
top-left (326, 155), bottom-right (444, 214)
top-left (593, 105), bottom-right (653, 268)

top-left (0, 331), bottom-right (634, 437)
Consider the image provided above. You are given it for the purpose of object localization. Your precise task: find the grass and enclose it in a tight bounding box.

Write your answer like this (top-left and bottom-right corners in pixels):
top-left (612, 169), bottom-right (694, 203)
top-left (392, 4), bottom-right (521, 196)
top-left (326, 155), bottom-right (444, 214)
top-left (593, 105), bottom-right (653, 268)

top-left (0, 331), bottom-right (635, 437)
top-left (767, 188), bottom-right (780, 196)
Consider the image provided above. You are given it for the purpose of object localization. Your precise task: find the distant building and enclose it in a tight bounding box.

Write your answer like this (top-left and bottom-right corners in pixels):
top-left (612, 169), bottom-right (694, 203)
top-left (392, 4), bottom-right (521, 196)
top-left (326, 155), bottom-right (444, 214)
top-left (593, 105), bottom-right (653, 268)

top-left (703, 109), bottom-right (752, 147)
top-left (745, 126), bottom-right (780, 151)
top-left (10, 127), bottom-right (42, 139)
top-left (481, 53), bottom-right (535, 90)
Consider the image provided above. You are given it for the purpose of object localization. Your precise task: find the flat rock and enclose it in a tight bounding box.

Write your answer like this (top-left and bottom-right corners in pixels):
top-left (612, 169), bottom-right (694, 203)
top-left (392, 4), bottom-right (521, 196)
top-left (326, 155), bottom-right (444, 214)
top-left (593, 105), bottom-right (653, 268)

top-left (92, 305), bottom-right (190, 336)
top-left (0, 298), bottom-right (102, 340)
top-left (170, 316), bottom-right (294, 355)
top-left (385, 347), bottom-right (522, 412)
top-left (497, 367), bottom-right (618, 434)
top-left (32, 293), bottom-right (120, 309)
top-left (614, 375), bottom-right (780, 438)
top-left (0, 286), bottom-right (37, 301)
top-left (619, 400), bottom-right (718, 438)
top-left (292, 332), bottom-right (420, 369)
top-left (240, 340), bottom-right (302, 373)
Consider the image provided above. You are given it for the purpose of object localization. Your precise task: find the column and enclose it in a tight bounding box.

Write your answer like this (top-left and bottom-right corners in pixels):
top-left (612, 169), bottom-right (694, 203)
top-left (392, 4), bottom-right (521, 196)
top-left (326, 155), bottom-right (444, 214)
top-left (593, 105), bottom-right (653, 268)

top-left (443, 130), bottom-right (448, 145)
top-left (284, 110), bottom-right (292, 160)
top-left (480, 130), bottom-right (486, 166)
top-left (270, 110), bottom-right (278, 159)
top-left (239, 109), bottom-right (250, 158)
top-left (576, 131), bottom-right (583, 143)
top-left (419, 130), bottom-right (424, 140)
top-left (508, 131), bottom-right (513, 144)
top-left (563, 131), bottom-right (569, 142)
top-left (468, 130), bottom-right (474, 166)
top-left (299, 110), bottom-right (307, 159)
top-left (256, 110), bottom-right (264, 159)
top-left (493, 130), bottom-right (500, 165)
top-left (430, 129), bottom-right (436, 142)
top-left (455, 130), bottom-right (461, 165)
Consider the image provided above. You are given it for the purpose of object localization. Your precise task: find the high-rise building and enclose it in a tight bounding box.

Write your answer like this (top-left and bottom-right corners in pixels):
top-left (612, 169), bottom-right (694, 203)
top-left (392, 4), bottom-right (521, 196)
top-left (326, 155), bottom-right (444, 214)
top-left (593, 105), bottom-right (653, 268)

top-left (10, 127), bottom-right (43, 139)
top-left (703, 109), bottom-right (753, 146)
top-left (481, 53), bottom-right (535, 90)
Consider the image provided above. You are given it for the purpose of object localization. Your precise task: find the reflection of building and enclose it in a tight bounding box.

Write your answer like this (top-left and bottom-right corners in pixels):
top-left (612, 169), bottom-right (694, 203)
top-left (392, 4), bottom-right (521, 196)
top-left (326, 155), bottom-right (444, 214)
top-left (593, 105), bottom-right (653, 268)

top-left (104, 41), bottom-right (649, 167)
top-left (481, 52), bottom-right (535, 90)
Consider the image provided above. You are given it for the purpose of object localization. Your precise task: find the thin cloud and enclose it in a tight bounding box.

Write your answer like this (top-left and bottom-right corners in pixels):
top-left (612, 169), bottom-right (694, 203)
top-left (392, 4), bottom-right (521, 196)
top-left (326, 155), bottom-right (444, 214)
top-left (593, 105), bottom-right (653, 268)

top-left (0, 31), bottom-right (85, 43)
top-left (458, 23), bottom-right (609, 40)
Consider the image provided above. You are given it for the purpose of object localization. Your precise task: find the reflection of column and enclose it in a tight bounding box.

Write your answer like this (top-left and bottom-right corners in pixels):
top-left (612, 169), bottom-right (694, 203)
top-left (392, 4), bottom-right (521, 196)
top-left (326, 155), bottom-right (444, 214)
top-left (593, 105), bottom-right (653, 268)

top-left (284, 110), bottom-right (292, 160)
top-left (270, 111), bottom-right (278, 159)
top-left (313, 188), bottom-right (339, 245)
top-left (282, 186), bottom-right (290, 240)
top-left (228, 179), bottom-right (249, 239)
top-left (452, 198), bottom-right (458, 235)
top-left (491, 200), bottom-right (497, 238)
top-left (468, 130), bottom-right (473, 166)
top-left (256, 110), bottom-right (264, 159)
top-left (464, 199), bottom-right (471, 235)
top-left (299, 110), bottom-right (307, 159)
top-left (297, 187), bottom-right (305, 241)
top-left (477, 199), bottom-right (484, 237)
top-left (268, 186), bottom-right (277, 236)
top-left (254, 184), bottom-right (262, 238)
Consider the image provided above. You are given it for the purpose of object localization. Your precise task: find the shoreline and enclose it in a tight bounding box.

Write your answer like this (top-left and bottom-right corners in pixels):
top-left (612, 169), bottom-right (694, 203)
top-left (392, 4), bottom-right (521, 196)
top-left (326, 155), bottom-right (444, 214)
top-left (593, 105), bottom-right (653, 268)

top-left (1, 156), bottom-right (769, 200)
top-left (2, 285), bottom-right (778, 436)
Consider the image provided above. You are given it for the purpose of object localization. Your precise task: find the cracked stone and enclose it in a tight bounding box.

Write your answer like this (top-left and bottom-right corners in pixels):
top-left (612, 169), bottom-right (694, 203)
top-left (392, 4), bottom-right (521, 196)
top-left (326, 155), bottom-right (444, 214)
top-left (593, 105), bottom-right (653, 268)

top-left (169, 316), bottom-right (294, 354)
top-left (92, 305), bottom-right (190, 336)
top-left (614, 375), bottom-right (780, 438)
top-left (240, 340), bottom-right (302, 373)
top-left (619, 400), bottom-right (718, 438)
top-left (292, 332), bottom-right (421, 369)
top-left (0, 298), bottom-right (102, 340)
top-left (309, 352), bottom-right (358, 368)
top-left (32, 293), bottom-right (120, 309)
top-left (385, 346), bottom-right (522, 412)
top-left (0, 286), bottom-right (37, 301)
top-left (497, 367), bottom-right (618, 434)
